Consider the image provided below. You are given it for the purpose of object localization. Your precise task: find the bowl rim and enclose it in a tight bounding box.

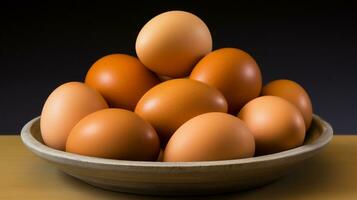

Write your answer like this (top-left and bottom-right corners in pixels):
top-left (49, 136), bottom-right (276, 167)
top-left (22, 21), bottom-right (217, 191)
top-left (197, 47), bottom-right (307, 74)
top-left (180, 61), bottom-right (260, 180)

top-left (21, 114), bottom-right (333, 168)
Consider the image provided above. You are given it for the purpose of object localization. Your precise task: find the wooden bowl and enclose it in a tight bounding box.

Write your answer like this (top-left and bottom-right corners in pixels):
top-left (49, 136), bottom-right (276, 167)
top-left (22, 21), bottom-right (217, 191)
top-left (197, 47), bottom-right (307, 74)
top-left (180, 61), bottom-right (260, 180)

top-left (21, 115), bottom-right (333, 196)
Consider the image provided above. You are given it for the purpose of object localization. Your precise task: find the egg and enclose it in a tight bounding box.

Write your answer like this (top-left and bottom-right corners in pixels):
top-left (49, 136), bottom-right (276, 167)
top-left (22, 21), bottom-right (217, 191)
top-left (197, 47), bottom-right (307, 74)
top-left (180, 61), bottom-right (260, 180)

top-left (66, 109), bottom-right (160, 161)
top-left (40, 82), bottom-right (108, 150)
top-left (85, 54), bottom-right (160, 110)
top-left (135, 79), bottom-right (227, 144)
top-left (136, 11), bottom-right (212, 78)
top-left (238, 96), bottom-right (305, 155)
top-left (190, 48), bottom-right (262, 114)
top-left (163, 112), bottom-right (255, 162)
top-left (262, 79), bottom-right (313, 129)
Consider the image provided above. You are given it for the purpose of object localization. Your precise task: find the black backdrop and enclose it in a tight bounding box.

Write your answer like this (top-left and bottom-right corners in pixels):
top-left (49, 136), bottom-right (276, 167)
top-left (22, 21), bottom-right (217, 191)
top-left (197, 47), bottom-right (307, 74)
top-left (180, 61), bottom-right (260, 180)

top-left (1, 1), bottom-right (356, 134)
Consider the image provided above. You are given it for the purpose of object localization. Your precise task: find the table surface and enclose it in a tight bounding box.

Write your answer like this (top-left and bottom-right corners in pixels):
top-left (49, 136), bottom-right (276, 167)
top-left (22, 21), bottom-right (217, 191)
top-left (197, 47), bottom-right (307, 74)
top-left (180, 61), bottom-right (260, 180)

top-left (0, 135), bottom-right (356, 200)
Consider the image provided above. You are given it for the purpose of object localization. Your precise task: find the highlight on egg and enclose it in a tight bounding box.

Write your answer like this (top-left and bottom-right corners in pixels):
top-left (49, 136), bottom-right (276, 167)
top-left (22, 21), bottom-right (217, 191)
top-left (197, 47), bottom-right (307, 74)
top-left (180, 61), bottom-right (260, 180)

top-left (164, 112), bottom-right (255, 162)
top-left (262, 79), bottom-right (313, 129)
top-left (66, 108), bottom-right (160, 161)
top-left (190, 48), bottom-right (262, 114)
top-left (85, 54), bottom-right (160, 110)
top-left (135, 78), bottom-right (228, 144)
top-left (40, 82), bottom-right (108, 150)
top-left (238, 96), bottom-right (306, 155)
top-left (136, 10), bottom-right (212, 78)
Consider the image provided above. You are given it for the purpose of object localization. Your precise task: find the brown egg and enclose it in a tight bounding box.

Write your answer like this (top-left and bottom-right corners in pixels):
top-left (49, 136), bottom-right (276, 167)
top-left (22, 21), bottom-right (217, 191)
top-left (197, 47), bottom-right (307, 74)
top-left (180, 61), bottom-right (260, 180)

top-left (85, 54), bottom-right (160, 110)
top-left (41, 82), bottom-right (108, 150)
top-left (238, 96), bottom-right (305, 155)
top-left (262, 79), bottom-right (313, 129)
top-left (190, 48), bottom-right (262, 114)
top-left (136, 11), bottom-right (212, 78)
top-left (164, 112), bottom-right (255, 162)
top-left (135, 79), bottom-right (227, 144)
top-left (66, 109), bottom-right (160, 161)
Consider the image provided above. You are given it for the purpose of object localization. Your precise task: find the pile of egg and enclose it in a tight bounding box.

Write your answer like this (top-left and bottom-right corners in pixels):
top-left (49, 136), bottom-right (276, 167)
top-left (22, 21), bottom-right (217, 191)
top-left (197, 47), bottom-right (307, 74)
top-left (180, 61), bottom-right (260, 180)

top-left (40, 11), bottom-right (313, 162)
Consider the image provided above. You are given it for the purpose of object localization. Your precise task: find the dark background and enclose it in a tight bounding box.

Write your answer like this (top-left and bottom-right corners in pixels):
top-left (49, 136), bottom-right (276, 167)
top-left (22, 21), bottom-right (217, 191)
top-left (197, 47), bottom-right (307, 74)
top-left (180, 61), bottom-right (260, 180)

top-left (1, 1), bottom-right (356, 134)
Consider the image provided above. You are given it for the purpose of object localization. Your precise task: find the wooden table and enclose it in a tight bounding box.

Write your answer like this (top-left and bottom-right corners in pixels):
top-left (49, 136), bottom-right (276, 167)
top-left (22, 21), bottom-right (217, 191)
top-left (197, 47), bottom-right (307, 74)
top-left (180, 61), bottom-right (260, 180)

top-left (0, 135), bottom-right (356, 200)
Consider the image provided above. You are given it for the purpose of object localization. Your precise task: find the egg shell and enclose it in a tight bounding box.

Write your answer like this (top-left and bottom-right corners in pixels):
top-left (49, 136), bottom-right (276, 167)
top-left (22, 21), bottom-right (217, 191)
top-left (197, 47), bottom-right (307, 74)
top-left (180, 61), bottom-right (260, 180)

top-left (40, 82), bottom-right (108, 150)
top-left (135, 79), bottom-right (228, 144)
top-left (238, 96), bottom-right (306, 155)
top-left (164, 112), bottom-right (255, 162)
top-left (85, 54), bottom-right (160, 110)
top-left (66, 109), bottom-right (160, 161)
top-left (190, 48), bottom-right (262, 114)
top-left (262, 79), bottom-right (313, 129)
top-left (136, 11), bottom-right (212, 77)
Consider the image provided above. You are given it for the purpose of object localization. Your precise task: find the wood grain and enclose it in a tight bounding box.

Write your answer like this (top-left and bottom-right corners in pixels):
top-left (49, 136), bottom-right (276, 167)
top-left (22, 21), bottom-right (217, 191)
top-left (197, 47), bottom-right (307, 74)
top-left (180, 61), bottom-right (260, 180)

top-left (1, 135), bottom-right (356, 199)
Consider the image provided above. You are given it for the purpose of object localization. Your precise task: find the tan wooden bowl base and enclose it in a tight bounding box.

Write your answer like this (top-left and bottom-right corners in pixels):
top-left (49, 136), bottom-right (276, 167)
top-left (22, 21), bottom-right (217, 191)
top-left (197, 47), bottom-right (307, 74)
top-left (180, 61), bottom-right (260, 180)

top-left (21, 115), bottom-right (333, 196)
